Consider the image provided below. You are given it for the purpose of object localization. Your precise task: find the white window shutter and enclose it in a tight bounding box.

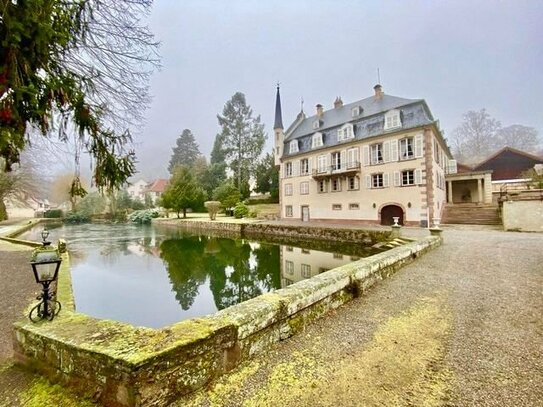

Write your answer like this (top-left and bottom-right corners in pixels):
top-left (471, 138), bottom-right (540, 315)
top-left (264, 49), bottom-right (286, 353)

top-left (393, 171), bottom-right (401, 187)
top-left (354, 176), bottom-right (359, 189)
top-left (294, 161), bottom-right (299, 176)
top-left (365, 175), bottom-right (371, 189)
top-left (448, 159), bottom-right (457, 174)
top-left (307, 158), bottom-right (312, 173)
top-left (383, 173), bottom-right (390, 188)
top-left (415, 134), bottom-right (423, 158)
top-left (340, 150), bottom-right (346, 169)
top-left (391, 139), bottom-right (398, 161)
top-left (383, 140), bottom-right (390, 162)
top-left (363, 145), bottom-right (370, 166)
top-left (354, 147), bottom-right (360, 164)
top-left (415, 169), bottom-right (423, 184)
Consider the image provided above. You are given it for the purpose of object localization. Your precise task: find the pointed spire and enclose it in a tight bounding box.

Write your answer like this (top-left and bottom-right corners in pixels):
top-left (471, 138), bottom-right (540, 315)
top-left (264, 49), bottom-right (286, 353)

top-left (274, 83), bottom-right (283, 130)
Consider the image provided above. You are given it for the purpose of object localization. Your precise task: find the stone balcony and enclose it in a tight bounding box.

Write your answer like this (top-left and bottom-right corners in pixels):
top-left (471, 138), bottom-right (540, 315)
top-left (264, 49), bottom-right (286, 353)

top-left (312, 161), bottom-right (361, 179)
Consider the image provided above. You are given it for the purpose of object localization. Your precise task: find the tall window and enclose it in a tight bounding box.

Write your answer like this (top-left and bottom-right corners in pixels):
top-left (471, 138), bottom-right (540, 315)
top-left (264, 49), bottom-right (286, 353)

top-left (285, 162), bottom-right (293, 177)
top-left (285, 183), bottom-right (293, 195)
top-left (400, 137), bottom-right (414, 159)
top-left (331, 152), bottom-right (342, 170)
top-left (285, 205), bottom-right (293, 217)
top-left (317, 155), bottom-right (327, 173)
top-left (347, 176), bottom-right (359, 190)
top-left (371, 143), bottom-right (383, 164)
top-left (402, 170), bottom-right (415, 186)
top-left (331, 178), bottom-right (341, 192)
top-left (300, 181), bottom-right (309, 195)
top-left (300, 159), bottom-right (309, 175)
top-left (301, 264), bottom-right (311, 278)
top-left (289, 140), bottom-right (299, 154)
top-left (312, 132), bottom-right (323, 148)
top-left (372, 173), bottom-right (384, 188)
top-left (318, 180), bottom-right (327, 193)
top-left (285, 260), bottom-right (294, 275)
top-left (384, 109), bottom-right (402, 130)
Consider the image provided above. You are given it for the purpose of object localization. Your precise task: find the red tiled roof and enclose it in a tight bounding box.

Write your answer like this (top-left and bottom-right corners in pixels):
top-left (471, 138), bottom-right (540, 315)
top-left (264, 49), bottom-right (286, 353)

top-left (147, 179), bottom-right (169, 193)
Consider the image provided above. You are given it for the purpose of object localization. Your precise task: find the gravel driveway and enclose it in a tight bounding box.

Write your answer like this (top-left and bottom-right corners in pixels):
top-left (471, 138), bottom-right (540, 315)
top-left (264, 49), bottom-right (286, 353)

top-left (0, 226), bottom-right (541, 406)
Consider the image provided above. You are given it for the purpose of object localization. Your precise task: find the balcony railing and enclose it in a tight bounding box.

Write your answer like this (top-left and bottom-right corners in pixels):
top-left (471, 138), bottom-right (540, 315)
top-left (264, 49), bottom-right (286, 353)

top-left (312, 161), bottom-right (360, 178)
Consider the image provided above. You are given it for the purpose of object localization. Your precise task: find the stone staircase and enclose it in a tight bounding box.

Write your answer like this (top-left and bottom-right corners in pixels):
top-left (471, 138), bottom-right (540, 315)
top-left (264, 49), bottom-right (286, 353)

top-left (441, 203), bottom-right (501, 225)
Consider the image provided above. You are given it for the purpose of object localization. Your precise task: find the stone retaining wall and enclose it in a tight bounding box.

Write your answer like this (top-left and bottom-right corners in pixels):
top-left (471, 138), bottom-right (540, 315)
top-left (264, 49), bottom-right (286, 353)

top-left (13, 233), bottom-right (441, 407)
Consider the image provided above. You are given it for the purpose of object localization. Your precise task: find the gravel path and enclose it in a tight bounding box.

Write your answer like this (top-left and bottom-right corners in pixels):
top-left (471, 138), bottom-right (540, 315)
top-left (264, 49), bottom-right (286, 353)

top-left (0, 225), bottom-right (541, 406)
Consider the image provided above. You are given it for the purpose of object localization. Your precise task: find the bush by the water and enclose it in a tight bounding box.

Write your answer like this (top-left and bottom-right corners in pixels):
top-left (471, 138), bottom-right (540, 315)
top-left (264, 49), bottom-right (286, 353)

top-left (128, 209), bottom-right (159, 224)
top-left (234, 202), bottom-right (249, 218)
top-left (64, 212), bottom-right (90, 224)
top-left (44, 209), bottom-right (63, 218)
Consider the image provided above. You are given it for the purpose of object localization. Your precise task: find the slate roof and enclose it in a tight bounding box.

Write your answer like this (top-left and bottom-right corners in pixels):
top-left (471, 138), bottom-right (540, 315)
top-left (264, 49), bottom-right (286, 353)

top-left (282, 93), bottom-right (436, 158)
top-left (472, 147), bottom-right (543, 180)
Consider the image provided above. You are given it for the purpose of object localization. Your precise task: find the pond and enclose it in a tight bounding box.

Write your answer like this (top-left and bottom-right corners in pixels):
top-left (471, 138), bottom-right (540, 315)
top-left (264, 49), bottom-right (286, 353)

top-left (18, 223), bottom-right (379, 328)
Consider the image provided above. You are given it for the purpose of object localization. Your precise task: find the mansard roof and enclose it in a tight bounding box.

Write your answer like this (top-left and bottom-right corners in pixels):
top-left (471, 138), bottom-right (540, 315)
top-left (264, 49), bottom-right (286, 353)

top-left (282, 93), bottom-right (436, 158)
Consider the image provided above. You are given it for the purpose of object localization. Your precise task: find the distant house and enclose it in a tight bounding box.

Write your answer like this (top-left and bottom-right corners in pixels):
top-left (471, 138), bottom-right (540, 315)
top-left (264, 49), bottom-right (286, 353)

top-left (146, 179), bottom-right (169, 204)
top-left (472, 147), bottom-right (543, 181)
top-left (5, 196), bottom-right (51, 218)
top-left (126, 179), bottom-right (148, 202)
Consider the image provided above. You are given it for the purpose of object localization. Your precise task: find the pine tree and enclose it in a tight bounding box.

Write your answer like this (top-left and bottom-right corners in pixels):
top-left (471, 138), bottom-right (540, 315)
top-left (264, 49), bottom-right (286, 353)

top-left (217, 92), bottom-right (266, 197)
top-left (161, 166), bottom-right (205, 218)
top-left (168, 129), bottom-right (201, 174)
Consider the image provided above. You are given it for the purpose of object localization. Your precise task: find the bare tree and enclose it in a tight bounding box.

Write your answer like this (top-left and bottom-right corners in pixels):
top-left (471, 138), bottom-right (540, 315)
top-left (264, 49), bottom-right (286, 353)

top-left (495, 125), bottom-right (541, 154)
top-left (451, 109), bottom-right (501, 164)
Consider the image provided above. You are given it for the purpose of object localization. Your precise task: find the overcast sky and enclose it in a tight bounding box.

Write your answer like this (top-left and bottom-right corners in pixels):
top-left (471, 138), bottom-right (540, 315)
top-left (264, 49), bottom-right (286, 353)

top-left (133, 0), bottom-right (542, 180)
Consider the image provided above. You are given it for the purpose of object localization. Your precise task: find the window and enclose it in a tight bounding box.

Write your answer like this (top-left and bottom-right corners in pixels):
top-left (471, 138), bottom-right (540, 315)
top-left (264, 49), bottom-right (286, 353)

top-left (331, 152), bottom-right (342, 170)
top-left (347, 147), bottom-right (359, 168)
top-left (300, 159), bottom-right (309, 175)
top-left (313, 120), bottom-right (320, 129)
top-left (333, 253), bottom-right (343, 259)
top-left (285, 260), bottom-right (294, 275)
top-left (318, 180), bottom-right (327, 193)
top-left (332, 204), bottom-right (342, 210)
top-left (301, 249), bottom-right (310, 254)
top-left (347, 176), bottom-right (359, 191)
top-left (301, 264), bottom-right (311, 278)
top-left (349, 203), bottom-right (360, 210)
top-left (300, 181), bottom-right (309, 195)
top-left (317, 155), bottom-right (327, 173)
top-left (372, 173), bottom-right (384, 188)
top-left (370, 143), bottom-right (383, 164)
top-left (351, 106), bottom-right (361, 117)
top-left (400, 137), bottom-right (414, 160)
top-left (285, 183), bottom-right (293, 196)
top-left (286, 246), bottom-right (293, 252)
top-left (331, 178), bottom-right (341, 192)
top-left (337, 124), bottom-right (354, 142)
top-left (402, 170), bottom-right (415, 186)
top-left (285, 162), bottom-right (293, 177)
top-left (312, 132), bottom-right (323, 148)
top-left (289, 140), bottom-right (299, 154)
top-left (285, 205), bottom-right (293, 217)
top-left (384, 109), bottom-right (402, 130)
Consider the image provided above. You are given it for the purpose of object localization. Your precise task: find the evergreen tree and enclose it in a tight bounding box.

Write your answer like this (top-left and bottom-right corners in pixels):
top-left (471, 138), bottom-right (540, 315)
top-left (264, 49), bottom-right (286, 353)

top-left (217, 92), bottom-right (266, 198)
top-left (254, 153), bottom-right (279, 200)
top-left (212, 181), bottom-right (241, 214)
top-left (168, 129), bottom-right (201, 174)
top-left (161, 166), bottom-right (205, 218)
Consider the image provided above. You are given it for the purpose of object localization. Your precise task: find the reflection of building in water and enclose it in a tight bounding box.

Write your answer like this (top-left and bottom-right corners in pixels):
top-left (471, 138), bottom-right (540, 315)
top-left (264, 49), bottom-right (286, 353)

top-left (280, 245), bottom-right (359, 287)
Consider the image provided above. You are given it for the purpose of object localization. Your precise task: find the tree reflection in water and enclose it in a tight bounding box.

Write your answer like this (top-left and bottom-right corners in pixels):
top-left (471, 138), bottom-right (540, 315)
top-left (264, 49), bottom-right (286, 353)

top-left (160, 236), bottom-right (281, 311)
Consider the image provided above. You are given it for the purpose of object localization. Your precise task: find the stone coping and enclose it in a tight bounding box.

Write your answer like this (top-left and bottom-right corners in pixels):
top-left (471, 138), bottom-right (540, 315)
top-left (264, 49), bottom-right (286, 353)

top-left (13, 226), bottom-right (441, 407)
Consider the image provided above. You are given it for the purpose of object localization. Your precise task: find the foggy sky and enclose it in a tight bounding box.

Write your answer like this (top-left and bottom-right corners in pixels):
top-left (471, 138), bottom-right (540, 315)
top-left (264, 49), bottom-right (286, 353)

top-left (134, 0), bottom-right (543, 180)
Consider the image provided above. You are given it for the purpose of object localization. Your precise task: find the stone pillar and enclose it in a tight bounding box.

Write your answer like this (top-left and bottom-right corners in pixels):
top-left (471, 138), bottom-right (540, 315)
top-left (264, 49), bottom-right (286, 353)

top-left (391, 225), bottom-right (401, 238)
top-left (447, 181), bottom-right (453, 204)
top-left (477, 178), bottom-right (483, 203)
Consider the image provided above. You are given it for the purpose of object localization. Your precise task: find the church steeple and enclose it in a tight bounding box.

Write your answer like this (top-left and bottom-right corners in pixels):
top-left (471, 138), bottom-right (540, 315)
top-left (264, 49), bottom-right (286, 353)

top-left (274, 83), bottom-right (283, 130)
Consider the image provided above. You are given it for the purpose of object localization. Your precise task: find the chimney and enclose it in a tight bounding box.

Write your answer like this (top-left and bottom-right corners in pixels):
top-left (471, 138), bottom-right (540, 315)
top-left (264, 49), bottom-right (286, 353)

top-left (316, 104), bottom-right (324, 118)
top-left (333, 97), bottom-right (343, 109)
top-left (373, 84), bottom-right (384, 99)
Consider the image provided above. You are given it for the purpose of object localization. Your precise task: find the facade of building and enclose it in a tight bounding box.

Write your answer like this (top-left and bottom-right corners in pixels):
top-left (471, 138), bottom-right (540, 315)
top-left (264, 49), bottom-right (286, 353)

top-left (126, 179), bottom-right (148, 202)
top-left (274, 85), bottom-right (454, 226)
top-left (146, 179), bottom-right (169, 204)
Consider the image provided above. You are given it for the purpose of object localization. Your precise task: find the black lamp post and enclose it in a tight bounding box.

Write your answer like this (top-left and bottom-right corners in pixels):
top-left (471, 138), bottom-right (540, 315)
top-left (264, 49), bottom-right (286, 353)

top-left (29, 230), bottom-right (62, 322)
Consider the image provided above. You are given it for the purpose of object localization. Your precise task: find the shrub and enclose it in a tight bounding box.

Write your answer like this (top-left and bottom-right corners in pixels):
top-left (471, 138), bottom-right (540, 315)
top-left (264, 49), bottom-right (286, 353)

top-left (204, 201), bottom-right (221, 220)
top-left (64, 212), bottom-right (90, 224)
top-left (233, 202), bottom-right (249, 219)
top-left (44, 209), bottom-right (63, 218)
top-left (128, 209), bottom-right (159, 224)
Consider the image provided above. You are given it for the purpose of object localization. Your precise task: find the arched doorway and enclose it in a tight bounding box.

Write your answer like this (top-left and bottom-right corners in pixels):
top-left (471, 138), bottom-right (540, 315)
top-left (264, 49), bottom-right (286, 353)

top-left (380, 204), bottom-right (404, 225)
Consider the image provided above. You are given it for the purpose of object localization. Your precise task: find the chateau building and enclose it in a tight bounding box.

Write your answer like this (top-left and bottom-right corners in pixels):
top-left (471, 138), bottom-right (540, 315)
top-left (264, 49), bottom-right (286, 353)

top-left (274, 84), bottom-right (455, 226)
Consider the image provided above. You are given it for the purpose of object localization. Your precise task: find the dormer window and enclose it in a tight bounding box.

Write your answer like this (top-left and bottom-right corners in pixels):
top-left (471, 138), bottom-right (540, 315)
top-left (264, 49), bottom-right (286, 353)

top-left (384, 109), bottom-right (402, 130)
top-left (311, 132), bottom-right (323, 149)
top-left (313, 120), bottom-right (320, 129)
top-left (337, 124), bottom-right (354, 142)
top-left (351, 106), bottom-right (362, 117)
top-left (289, 140), bottom-right (299, 154)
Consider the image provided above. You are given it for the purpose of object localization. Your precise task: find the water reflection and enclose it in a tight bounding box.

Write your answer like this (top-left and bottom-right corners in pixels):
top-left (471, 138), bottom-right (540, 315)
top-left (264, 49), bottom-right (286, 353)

top-left (17, 224), bottom-right (375, 328)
